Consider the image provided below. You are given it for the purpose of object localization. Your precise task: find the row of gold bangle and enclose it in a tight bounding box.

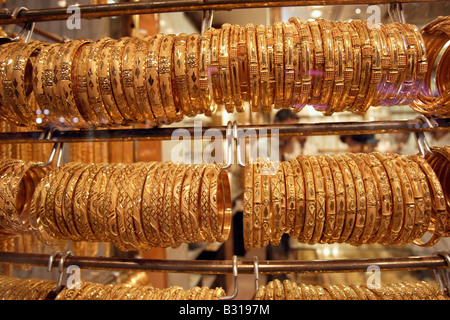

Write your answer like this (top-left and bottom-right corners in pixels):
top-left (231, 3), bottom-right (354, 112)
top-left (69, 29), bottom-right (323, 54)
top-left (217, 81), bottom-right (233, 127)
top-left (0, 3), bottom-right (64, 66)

top-left (409, 16), bottom-right (450, 118)
top-left (0, 276), bottom-right (225, 300)
top-left (254, 279), bottom-right (449, 300)
top-left (0, 18), bottom-right (432, 129)
top-left (0, 159), bottom-right (49, 235)
top-left (243, 151), bottom-right (448, 250)
top-left (210, 19), bottom-right (427, 116)
top-left (28, 161), bottom-right (232, 251)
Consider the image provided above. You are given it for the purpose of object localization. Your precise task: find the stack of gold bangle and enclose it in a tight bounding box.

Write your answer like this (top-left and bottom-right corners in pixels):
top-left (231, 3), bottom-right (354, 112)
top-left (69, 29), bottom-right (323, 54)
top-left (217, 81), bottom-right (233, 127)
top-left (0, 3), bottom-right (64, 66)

top-left (28, 161), bottom-right (232, 251)
top-left (254, 279), bottom-right (449, 300)
top-left (0, 276), bottom-right (225, 300)
top-left (0, 18), bottom-right (436, 128)
top-left (244, 151), bottom-right (448, 250)
top-left (409, 16), bottom-right (450, 118)
top-left (0, 159), bottom-right (49, 235)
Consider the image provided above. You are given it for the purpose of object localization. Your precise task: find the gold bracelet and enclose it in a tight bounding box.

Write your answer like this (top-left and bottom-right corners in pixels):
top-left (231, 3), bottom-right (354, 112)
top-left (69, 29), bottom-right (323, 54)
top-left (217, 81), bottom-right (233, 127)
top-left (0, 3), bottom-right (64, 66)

top-left (317, 155), bottom-right (336, 244)
top-left (388, 24), bottom-right (407, 106)
top-left (86, 37), bottom-right (114, 126)
top-left (282, 22), bottom-right (295, 109)
top-left (308, 156), bottom-right (326, 245)
top-left (253, 160), bottom-right (262, 248)
top-left (238, 26), bottom-right (249, 103)
top-left (324, 155), bottom-right (345, 243)
top-left (327, 22), bottom-right (345, 116)
top-left (246, 23), bottom-right (260, 112)
top-left (260, 160), bottom-right (272, 247)
top-left (171, 164), bottom-right (188, 244)
top-left (317, 19), bottom-right (334, 114)
top-left (376, 24), bottom-right (399, 105)
top-left (271, 161), bottom-right (286, 246)
top-left (290, 22), bottom-right (302, 112)
top-left (219, 24), bottom-right (234, 113)
top-left (374, 23), bottom-right (391, 106)
top-left (186, 33), bottom-right (202, 116)
top-left (215, 166), bottom-right (232, 242)
top-left (297, 155), bottom-right (315, 243)
top-left (288, 158), bottom-right (305, 240)
top-left (273, 22), bottom-right (285, 109)
top-left (199, 164), bottom-right (214, 242)
top-left (133, 38), bottom-right (159, 126)
top-left (243, 161), bottom-right (254, 250)
top-left (199, 28), bottom-right (215, 116)
top-left (307, 20), bottom-right (324, 107)
top-left (265, 25), bottom-right (275, 112)
top-left (161, 162), bottom-right (179, 247)
top-left (256, 24), bottom-right (271, 113)
top-left (174, 33), bottom-right (193, 118)
top-left (229, 24), bottom-right (244, 112)
top-left (282, 160), bottom-right (296, 236)
top-left (210, 28), bottom-right (224, 106)
top-left (332, 154), bottom-right (356, 243)
top-left (180, 164), bottom-right (195, 242)
top-left (189, 164), bottom-right (206, 243)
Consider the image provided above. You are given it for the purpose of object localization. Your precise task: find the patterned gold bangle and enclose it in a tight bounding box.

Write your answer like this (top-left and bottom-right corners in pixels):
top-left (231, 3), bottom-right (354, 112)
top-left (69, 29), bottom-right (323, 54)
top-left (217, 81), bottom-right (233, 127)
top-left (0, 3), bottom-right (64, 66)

top-left (265, 280), bottom-right (275, 300)
top-left (199, 28), bottom-right (215, 116)
top-left (290, 22), bottom-right (302, 112)
top-left (332, 154), bottom-right (356, 243)
top-left (73, 42), bottom-right (102, 126)
top-left (318, 155), bottom-right (336, 244)
top-left (145, 34), bottom-right (167, 124)
top-left (161, 162), bottom-right (179, 247)
top-left (174, 33), bottom-right (193, 118)
top-left (140, 162), bottom-right (160, 247)
top-left (244, 161), bottom-right (254, 250)
top-left (252, 160), bottom-right (262, 248)
top-left (199, 164), bottom-right (213, 242)
top-left (238, 26), bottom-right (249, 103)
top-left (260, 160), bottom-right (271, 247)
top-left (186, 33), bottom-right (202, 117)
top-left (288, 158), bottom-right (305, 240)
top-left (307, 19), bottom-right (324, 107)
top-left (229, 24), bottom-right (244, 112)
top-left (181, 164), bottom-right (195, 242)
top-left (256, 24), bottom-right (271, 113)
top-left (327, 22), bottom-right (345, 116)
top-left (308, 156), bottom-right (326, 245)
top-left (376, 24), bottom-right (399, 105)
top-left (271, 161), bottom-right (286, 246)
top-left (219, 24), bottom-right (234, 113)
top-left (391, 155), bottom-right (416, 245)
top-left (297, 155), bottom-right (315, 243)
top-left (189, 164), bottom-right (206, 243)
top-left (282, 22), bottom-right (295, 110)
top-left (334, 22), bottom-right (353, 113)
top-left (272, 22), bottom-right (285, 109)
top-left (58, 39), bottom-right (92, 127)
top-left (282, 160), bottom-right (296, 236)
top-left (348, 153), bottom-right (377, 245)
top-left (210, 28), bottom-right (223, 106)
top-left (349, 20), bottom-right (371, 114)
top-left (316, 19), bottom-right (334, 114)
top-left (373, 152), bottom-right (404, 245)
top-left (158, 35), bottom-right (178, 123)
top-left (149, 161), bottom-right (170, 247)
top-left (133, 37), bottom-right (158, 126)
top-left (324, 155), bottom-right (345, 243)
top-left (338, 284), bottom-right (360, 300)
top-left (171, 163), bottom-right (188, 244)
top-left (374, 23), bottom-right (391, 107)
top-left (343, 22), bottom-right (362, 111)
top-left (246, 23), bottom-right (260, 112)
top-left (87, 38), bottom-right (114, 126)
top-left (295, 18), bottom-right (313, 110)
top-left (388, 24), bottom-right (407, 106)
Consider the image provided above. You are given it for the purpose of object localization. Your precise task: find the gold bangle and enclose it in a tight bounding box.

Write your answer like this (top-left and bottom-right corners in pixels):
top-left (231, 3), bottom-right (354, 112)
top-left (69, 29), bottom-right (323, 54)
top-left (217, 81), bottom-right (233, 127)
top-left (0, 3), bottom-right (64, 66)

top-left (215, 167), bottom-right (232, 242)
top-left (307, 20), bottom-right (324, 107)
top-left (265, 280), bottom-right (274, 300)
top-left (186, 33), bottom-right (202, 116)
top-left (174, 33), bottom-right (193, 118)
top-left (145, 34), bottom-right (167, 124)
top-left (161, 162), bottom-right (179, 247)
top-left (317, 155), bottom-right (336, 244)
top-left (388, 24), bottom-right (408, 106)
top-left (86, 37), bottom-right (114, 126)
top-left (288, 158), bottom-right (305, 240)
top-left (335, 22), bottom-right (354, 112)
top-left (159, 35), bottom-right (179, 123)
top-left (374, 23), bottom-right (391, 106)
top-left (273, 279), bottom-right (285, 300)
top-left (324, 155), bottom-right (345, 243)
top-left (199, 164), bottom-right (214, 242)
top-left (219, 24), bottom-right (234, 113)
top-left (297, 155), bottom-right (315, 243)
top-left (73, 42), bottom-right (102, 126)
top-left (348, 153), bottom-right (378, 245)
top-left (373, 152), bottom-right (404, 245)
top-left (273, 22), bottom-right (285, 109)
top-left (282, 22), bottom-right (295, 110)
top-left (316, 19), bottom-right (334, 114)
top-left (391, 155), bottom-right (417, 245)
top-left (210, 28), bottom-right (224, 106)
top-left (171, 163), bottom-right (188, 244)
top-left (180, 164), bottom-right (195, 242)
top-left (246, 23), bottom-right (260, 112)
top-left (260, 160), bottom-right (272, 247)
top-left (252, 159), bottom-right (262, 248)
top-left (327, 22), bottom-right (345, 116)
top-left (343, 22), bottom-right (362, 111)
top-left (189, 164), bottom-right (206, 243)
top-left (332, 154), bottom-right (356, 243)
top-left (133, 38), bottom-right (159, 126)
top-left (256, 24), bottom-right (271, 113)
top-left (199, 28), bottom-right (215, 116)
top-left (338, 284), bottom-right (360, 300)
top-left (238, 26), bottom-right (249, 103)
top-left (265, 26), bottom-right (275, 112)
top-left (151, 162), bottom-right (171, 247)
top-left (308, 155), bottom-right (326, 245)
top-left (229, 24), bottom-right (244, 112)
top-left (341, 154), bottom-right (366, 246)
top-left (282, 161), bottom-right (296, 235)
top-left (58, 39), bottom-right (93, 127)
top-left (271, 161), bottom-right (286, 246)
top-left (243, 161), bottom-right (254, 250)
top-left (376, 24), bottom-right (399, 105)
top-left (407, 24), bottom-right (428, 102)
top-left (290, 22), bottom-right (302, 112)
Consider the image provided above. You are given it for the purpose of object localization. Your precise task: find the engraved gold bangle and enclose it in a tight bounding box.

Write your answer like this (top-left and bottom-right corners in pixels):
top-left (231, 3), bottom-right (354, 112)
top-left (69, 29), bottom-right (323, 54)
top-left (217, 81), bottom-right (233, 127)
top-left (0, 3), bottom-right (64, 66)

top-left (174, 33), bottom-right (193, 117)
top-left (327, 22), bottom-right (345, 116)
top-left (316, 19), bottom-right (334, 114)
top-left (210, 28), bottom-right (223, 106)
top-left (252, 159), bottom-right (262, 248)
top-left (308, 155), bottom-right (326, 245)
top-left (273, 22), bottom-right (285, 109)
top-left (307, 19), bottom-right (324, 107)
top-left (324, 155), bottom-right (345, 243)
top-left (199, 164), bottom-right (214, 242)
top-left (180, 164), bottom-right (195, 242)
top-left (161, 162), bottom-right (179, 247)
top-left (282, 160), bottom-right (296, 236)
top-left (271, 161), bottom-right (286, 246)
top-left (229, 24), bottom-right (244, 112)
top-left (282, 22), bottom-right (295, 109)
top-left (186, 33), bottom-right (202, 116)
top-left (199, 28), bottom-right (215, 116)
top-left (171, 163), bottom-right (188, 244)
top-left (335, 22), bottom-right (353, 112)
top-left (189, 164), bottom-right (206, 243)
top-left (260, 160), bottom-right (272, 247)
top-left (238, 26), bottom-right (249, 103)
top-left (290, 22), bottom-right (302, 112)
top-left (256, 24), bottom-right (271, 113)
top-left (243, 161), bottom-right (254, 250)
top-left (297, 155), bottom-right (315, 243)
top-left (377, 24), bottom-right (399, 105)
top-left (150, 162), bottom-right (170, 247)
top-left (318, 155), bottom-right (336, 244)
top-left (219, 24), bottom-right (234, 113)
top-left (246, 23), bottom-right (260, 112)
top-left (288, 158), bottom-right (305, 240)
